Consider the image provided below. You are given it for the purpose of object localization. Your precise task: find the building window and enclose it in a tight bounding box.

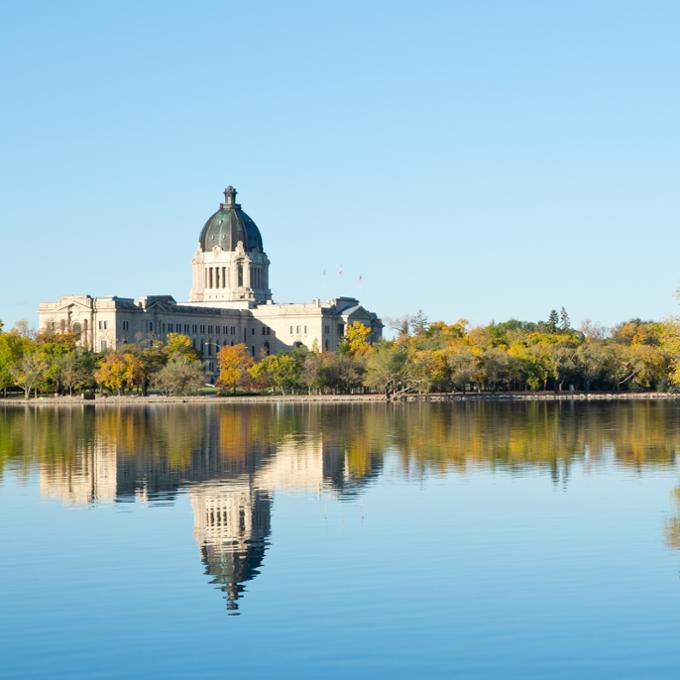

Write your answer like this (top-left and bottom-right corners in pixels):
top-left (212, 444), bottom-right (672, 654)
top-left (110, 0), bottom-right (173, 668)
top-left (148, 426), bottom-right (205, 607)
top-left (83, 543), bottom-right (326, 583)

top-left (251, 346), bottom-right (255, 356)
top-left (192, 325), bottom-right (197, 334)
top-left (122, 321), bottom-right (129, 331)
top-left (296, 325), bottom-right (300, 334)
top-left (215, 268), bottom-right (220, 288)
top-left (290, 326), bottom-right (293, 335)
top-left (251, 328), bottom-right (255, 336)
top-left (304, 325), bottom-right (307, 335)
top-left (222, 266), bottom-right (227, 288)
top-left (100, 340), bottom-right (107, 351)
top-left (267, 328), bottom-right (271, 336)
top-left (237, 263), bottom-right (243, 287)
top-left (209, 268), bottom-right (214, 289)
top-left (208, 325), bottom-right (213, 334)
top-left (324, 325), bottom-right (330, 334)
top-left (184, 324), bottom-right (190, 333)
top-left (98, 320), bottom-right (108, 330)
top-left (337, 324), bottom-right (344, 337)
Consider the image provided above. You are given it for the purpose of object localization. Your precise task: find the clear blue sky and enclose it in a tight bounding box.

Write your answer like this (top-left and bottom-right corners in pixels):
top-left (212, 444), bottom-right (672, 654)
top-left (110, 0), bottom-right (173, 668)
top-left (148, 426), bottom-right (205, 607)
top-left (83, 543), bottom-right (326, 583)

top-left (1, 1), bottom-right (679, 331)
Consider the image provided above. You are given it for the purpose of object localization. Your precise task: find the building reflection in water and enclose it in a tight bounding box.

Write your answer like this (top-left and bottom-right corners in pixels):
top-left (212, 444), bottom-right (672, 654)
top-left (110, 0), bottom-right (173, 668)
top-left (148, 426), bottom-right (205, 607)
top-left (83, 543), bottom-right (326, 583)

top-left (192, 482), bottom-right (271, 613)
top-left (3, 402), bottom-right (678, 610)
top-left (24, 406), bottom-right (383, 613)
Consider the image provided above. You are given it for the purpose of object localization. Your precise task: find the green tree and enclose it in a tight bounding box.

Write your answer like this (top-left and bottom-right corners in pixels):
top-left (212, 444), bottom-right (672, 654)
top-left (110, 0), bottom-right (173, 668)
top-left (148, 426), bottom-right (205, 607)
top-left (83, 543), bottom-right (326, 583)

top-left (447, 346), bottom-right (477, 392)
top-left (410, 310), bottom-right (429, 335)
top-left (253, 354), bottom-right (301, 394)
top-left (10, 353), bottom-right (49, 399)
top-left (131, 342), bottom-right (167, 395)
top-left (55, 349), bottom-right (98, 395)
top-left (559, 307), bottom-right (571, 332)
top-left (153, 354), bottom-right (205, 395)
top-left (34, 330), bottom-right (79, 394)
top-left (364, 342), bottom-right (425, 396)
top-left (576, 342), bottom-right (609, 391)
top-left (0, 331), bottom-right (32, 396)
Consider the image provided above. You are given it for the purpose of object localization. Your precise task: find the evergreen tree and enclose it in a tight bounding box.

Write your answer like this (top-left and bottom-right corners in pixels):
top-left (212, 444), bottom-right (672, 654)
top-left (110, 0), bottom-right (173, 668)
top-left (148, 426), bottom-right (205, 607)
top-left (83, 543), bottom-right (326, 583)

top-left (559, 307), bottom-right (571, 332)
top-left (547, 309), bottom-right (559, 333)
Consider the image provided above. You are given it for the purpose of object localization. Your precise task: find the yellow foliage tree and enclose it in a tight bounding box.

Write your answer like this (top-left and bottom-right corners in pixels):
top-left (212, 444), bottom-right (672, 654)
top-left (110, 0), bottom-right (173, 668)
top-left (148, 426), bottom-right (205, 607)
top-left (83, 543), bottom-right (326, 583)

top-left (217, 343), bottom-right (254, 393)
top-left (95, 352), bottom-right (144, 395)
top-left (165, 332), bottom-right (199, 360)
top-left (340, 321), bottom-right (372, 356)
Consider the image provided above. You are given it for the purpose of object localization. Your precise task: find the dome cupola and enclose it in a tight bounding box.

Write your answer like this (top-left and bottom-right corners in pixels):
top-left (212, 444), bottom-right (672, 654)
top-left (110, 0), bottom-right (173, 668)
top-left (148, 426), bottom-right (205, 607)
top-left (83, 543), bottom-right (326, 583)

top-left (190, 185), bottom-right (271, 307)
top-left (198, 186), bottom-right (263, 253)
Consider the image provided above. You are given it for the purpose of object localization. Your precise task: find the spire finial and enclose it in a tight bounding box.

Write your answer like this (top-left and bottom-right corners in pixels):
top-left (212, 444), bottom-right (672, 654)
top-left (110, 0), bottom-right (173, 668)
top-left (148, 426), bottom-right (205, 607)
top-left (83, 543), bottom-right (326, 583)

top-left (223, 185), bottom-right (237, 207)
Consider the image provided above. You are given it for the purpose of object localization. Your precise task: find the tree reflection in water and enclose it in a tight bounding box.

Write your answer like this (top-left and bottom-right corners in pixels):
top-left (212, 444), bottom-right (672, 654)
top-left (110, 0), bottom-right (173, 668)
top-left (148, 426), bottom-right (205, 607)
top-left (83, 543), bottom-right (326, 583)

top-left (1, 401), bottom-right (680, 611)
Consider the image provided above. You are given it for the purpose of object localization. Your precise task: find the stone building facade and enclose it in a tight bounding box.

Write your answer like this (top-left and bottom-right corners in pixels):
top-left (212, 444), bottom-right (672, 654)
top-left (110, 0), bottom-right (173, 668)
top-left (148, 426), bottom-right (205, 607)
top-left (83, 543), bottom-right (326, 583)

top-left (38, 186), bottom-right (382, 377)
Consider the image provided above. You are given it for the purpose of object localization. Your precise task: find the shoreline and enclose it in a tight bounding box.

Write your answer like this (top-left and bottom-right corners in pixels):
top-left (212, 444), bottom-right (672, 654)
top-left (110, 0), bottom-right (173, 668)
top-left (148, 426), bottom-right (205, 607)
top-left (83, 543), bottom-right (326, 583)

top-left (2, 391), bottom-right (680, 407)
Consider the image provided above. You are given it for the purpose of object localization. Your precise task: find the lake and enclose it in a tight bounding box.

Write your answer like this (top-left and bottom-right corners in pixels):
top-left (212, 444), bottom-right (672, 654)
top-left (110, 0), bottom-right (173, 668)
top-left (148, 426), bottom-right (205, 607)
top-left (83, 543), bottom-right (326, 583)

top-left (2, 401), bottom-right (680, 678)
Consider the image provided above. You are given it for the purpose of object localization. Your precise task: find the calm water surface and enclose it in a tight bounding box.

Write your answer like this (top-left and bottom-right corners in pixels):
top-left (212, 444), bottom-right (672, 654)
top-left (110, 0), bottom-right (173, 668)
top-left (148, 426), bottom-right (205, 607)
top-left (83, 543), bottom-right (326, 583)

top-left (2, 401), bottom-right (680, 678)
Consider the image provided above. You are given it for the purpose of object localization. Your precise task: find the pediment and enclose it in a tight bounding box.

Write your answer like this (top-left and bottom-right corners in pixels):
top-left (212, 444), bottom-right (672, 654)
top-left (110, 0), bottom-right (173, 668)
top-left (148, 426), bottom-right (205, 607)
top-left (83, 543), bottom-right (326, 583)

top-left (53, 297), bottom-right (94, 313)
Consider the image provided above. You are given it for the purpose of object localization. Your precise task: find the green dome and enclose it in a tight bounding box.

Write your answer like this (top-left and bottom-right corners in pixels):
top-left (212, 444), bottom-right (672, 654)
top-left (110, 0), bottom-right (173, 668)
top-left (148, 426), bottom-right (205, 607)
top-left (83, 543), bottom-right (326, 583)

top-left (198, 186), bottom-right (263, 253)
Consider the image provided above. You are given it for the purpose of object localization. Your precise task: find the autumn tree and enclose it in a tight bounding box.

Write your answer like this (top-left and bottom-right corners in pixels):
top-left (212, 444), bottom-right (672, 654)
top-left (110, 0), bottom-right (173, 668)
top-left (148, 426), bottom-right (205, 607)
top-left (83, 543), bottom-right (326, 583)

top-left (338, 321), bottom-right (372, 357)
top-left (165, 333), bottom-right (199, 360)
top-left (95, 352), bottom-right (144, 395)
top-left (216, 343), bottom-right (253, 393)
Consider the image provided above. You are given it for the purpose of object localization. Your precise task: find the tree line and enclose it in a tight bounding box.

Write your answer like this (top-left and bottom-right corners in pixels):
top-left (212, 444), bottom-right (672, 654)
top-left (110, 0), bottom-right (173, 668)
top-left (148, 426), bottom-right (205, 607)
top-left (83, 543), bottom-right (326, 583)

top-left (1, 308), bottom-right (680, 398)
